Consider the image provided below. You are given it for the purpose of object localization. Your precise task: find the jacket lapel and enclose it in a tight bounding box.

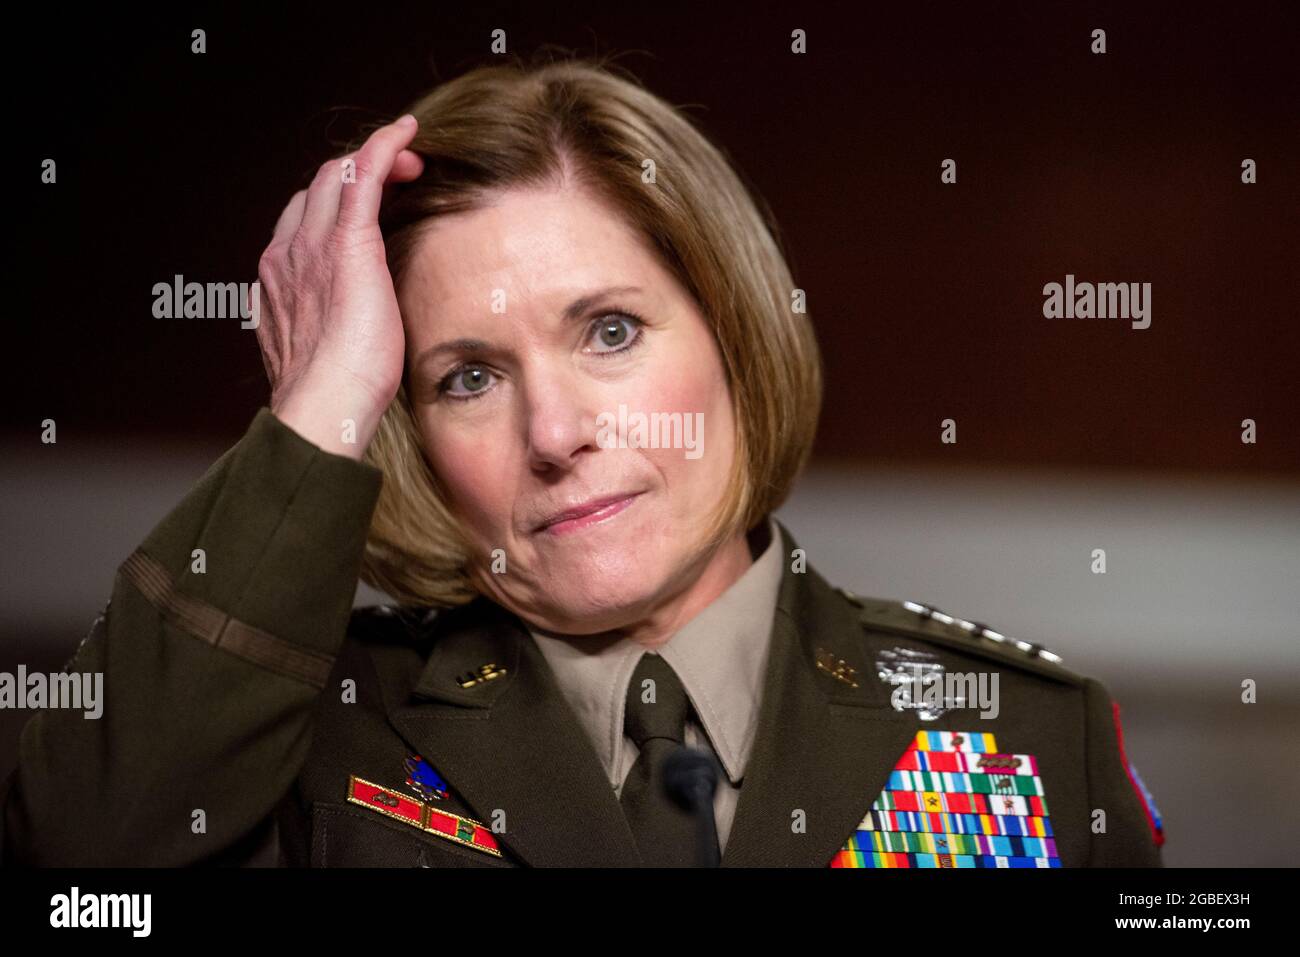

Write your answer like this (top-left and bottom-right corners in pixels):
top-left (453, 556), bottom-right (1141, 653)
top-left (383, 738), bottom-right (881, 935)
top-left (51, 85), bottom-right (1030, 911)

top-left (378, 521), bottom-right (919, 868)
top-left (722, 523), bottom-right (920, 866)
top-left (381, 599), bottom-right (642, 867)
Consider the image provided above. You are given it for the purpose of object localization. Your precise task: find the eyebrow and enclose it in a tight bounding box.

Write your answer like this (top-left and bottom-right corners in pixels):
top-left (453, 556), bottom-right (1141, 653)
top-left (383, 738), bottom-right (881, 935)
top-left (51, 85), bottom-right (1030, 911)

top-left (410, 285), bottom-right (644, 371)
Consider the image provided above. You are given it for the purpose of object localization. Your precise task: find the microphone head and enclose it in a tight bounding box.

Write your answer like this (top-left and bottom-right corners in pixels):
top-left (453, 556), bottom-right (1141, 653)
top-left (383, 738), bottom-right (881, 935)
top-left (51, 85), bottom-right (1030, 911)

top-left (663, 746), bottom-right (721, 809)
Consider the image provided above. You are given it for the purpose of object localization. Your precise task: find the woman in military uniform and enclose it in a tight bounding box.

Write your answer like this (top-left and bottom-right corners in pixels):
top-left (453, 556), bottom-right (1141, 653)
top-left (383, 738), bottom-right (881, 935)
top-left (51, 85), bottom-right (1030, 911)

top-left (1, 56), bottom-right (1163, 868)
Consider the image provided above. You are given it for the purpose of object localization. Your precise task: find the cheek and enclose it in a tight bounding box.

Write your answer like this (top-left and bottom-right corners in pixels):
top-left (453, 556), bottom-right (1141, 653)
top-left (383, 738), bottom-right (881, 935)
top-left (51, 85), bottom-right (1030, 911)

top-left (623, 329), bottom-right (729, 418)
top-left (419, 419), bottom-right (514, 537)
top-left (613, 338), bottom-right (734, 486)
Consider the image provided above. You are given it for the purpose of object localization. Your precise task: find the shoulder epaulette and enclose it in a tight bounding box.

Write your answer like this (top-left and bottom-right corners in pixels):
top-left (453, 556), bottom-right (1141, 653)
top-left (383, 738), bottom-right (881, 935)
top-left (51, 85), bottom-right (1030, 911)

top-left (835, 587), bottom-right (1084, 687)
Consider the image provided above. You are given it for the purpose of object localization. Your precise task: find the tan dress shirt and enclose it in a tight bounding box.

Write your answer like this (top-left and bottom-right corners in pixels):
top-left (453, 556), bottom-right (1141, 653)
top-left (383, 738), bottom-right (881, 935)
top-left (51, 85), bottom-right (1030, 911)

top-left (528, 517), bottom-right (784, 857)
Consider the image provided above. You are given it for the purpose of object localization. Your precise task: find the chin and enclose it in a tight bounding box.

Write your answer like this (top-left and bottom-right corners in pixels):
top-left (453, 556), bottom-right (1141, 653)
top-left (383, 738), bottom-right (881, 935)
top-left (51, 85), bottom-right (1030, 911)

top-left (477, 505), bottom-right (698, 634)
top-left (490, 551), bottom-right (670, 635)
top-left (529, 567), bottom-right (669, 634)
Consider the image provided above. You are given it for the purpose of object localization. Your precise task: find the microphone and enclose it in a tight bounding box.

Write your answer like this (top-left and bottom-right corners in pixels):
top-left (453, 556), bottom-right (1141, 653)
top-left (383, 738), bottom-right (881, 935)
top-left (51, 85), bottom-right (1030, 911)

top-left (664, 747), bottom-right (722, 867)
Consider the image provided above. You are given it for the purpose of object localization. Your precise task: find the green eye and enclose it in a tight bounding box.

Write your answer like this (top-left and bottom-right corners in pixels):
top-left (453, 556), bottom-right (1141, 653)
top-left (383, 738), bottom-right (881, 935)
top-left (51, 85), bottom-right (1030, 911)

top-left (589, 314), bottom-right (643, 353)
top-left (599, 320), bottom-right (628, 347)
top-left (458, 368), bottom-right (488, 391)
top-left (441, 364), bottom-right (494, 399)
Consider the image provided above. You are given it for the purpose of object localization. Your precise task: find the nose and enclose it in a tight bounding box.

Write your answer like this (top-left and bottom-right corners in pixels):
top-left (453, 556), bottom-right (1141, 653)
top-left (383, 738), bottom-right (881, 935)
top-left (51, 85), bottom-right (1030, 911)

top-left (523, 365), bottom-right (600, 473)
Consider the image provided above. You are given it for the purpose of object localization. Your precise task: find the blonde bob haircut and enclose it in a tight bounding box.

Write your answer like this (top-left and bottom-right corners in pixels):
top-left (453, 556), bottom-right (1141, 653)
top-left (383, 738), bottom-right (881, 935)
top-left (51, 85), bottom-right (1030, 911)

top-left (356, 52), bottom-right (822, 609)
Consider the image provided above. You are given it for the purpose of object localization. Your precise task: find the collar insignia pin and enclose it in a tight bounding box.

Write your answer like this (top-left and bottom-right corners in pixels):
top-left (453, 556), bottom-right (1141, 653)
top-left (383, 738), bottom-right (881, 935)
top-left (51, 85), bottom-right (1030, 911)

top-left (814, 646), bottom-right (860, 687)
top-left (456, 662), bottom-right (507, 689)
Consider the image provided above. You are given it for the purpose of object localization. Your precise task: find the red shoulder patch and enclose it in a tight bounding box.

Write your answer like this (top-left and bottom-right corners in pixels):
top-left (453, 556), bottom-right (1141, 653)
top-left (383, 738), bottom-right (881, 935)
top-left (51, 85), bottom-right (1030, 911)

top-left (1111, 700), bottom-right (1165, 846)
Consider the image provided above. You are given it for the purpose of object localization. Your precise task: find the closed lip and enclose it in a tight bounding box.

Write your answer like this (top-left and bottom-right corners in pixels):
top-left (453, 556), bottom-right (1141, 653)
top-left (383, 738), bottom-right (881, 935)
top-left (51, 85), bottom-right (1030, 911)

top-left (533, 492), bottom-right (643, 534)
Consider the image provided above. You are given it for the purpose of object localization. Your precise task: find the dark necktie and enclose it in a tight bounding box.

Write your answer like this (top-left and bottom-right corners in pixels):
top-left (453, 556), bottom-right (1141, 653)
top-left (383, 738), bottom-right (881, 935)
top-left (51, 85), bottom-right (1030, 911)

top-left (620, 652), bottom-right (705, 866)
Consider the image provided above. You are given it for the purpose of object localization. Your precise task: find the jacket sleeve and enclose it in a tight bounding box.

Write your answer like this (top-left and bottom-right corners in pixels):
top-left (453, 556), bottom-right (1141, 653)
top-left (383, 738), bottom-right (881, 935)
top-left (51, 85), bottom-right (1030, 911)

top-left (1082, 677), bottom-right (1165, 867)
top-left (0, 407), bottom-right (383, 866)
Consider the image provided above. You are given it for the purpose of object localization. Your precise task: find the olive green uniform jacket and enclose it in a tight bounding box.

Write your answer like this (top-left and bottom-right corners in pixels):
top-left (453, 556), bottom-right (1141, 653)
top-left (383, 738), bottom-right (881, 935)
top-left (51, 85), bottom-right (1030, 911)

top-left (1, 409), bottom-right (1164, 867)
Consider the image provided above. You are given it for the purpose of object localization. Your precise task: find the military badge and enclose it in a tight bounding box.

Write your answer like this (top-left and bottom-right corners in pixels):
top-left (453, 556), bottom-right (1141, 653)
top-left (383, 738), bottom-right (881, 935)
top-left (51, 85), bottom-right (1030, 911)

top-left (404, 753), bottom-right (450, 802)
top-left (815, 646), bottom-right (860, 687)
top-left (346, 775), bottom-right (502, 858)
top-left (876, 646), bottom-right (954, 721)
top-left (830, 730), bottom-right (1062, 868)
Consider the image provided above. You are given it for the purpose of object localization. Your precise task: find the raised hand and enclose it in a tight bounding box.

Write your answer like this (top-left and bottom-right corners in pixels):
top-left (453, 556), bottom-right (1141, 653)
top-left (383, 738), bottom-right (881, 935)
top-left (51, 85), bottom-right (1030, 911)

top-left (254, 114), bottom-right (424, 459)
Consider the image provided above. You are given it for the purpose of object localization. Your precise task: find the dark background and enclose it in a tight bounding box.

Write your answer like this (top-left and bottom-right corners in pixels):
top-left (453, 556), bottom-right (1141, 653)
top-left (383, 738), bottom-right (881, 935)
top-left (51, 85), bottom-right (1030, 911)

top-left (3, 1), bottom-right (1298, 868)
top-left (7, 0), bottom-right (1298, 471)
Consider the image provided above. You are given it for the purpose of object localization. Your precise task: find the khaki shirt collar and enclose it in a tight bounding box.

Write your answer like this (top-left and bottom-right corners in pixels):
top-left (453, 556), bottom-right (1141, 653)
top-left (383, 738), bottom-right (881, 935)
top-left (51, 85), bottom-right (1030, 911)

top-left (528, 516), bottom-right (784, 787)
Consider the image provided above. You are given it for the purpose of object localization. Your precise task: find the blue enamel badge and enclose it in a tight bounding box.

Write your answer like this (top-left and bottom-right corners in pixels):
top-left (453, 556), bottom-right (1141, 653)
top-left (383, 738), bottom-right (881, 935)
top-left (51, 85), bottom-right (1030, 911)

top-left (404, 754), bottom-right (450, 802)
